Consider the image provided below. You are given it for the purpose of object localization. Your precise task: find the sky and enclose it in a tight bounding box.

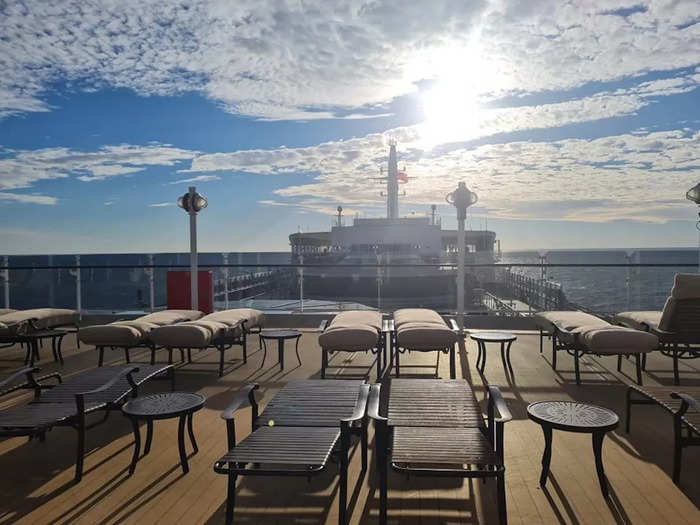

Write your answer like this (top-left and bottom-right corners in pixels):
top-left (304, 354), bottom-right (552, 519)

top-left (0, 0), bottom-right (699, 255)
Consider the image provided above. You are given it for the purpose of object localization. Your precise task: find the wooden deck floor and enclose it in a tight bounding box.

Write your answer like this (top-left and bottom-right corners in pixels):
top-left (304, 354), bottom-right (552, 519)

top-left (0, 327), bottom-right (698, 524)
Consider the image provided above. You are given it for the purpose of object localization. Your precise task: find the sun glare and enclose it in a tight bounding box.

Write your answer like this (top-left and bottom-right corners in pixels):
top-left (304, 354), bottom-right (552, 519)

top-left (420, 82), bottom-right (483, 147)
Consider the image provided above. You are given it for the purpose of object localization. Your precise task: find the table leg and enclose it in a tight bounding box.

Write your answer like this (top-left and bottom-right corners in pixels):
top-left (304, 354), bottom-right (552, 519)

top-left (51, 337), bottom-right (58, 363)
top-left (539, 425), bottom-right (553, 487)
top-left (177, 415), bottom-right (189, 474)
top-left (478, 342), bottom-right (486, 373)
top-left (144, 420), bottom-right (153, 455)
top-left (31, 339), bottom-right (39, 366)
top-left (295, 336), bottom-right (302, 366)
top-left (187, 413), bottom-right (198, 454)
top-left (278, 338), bottom-right (284, 370)
top-left (129, 418), bottom-right (140, 475)
top-left (57, 334), bottom-right (65, 364)
top-left (500, 341), bottom-right (508, 373)
top-left (260, 338), bottom-right (267, 368)
top-left (476, 341), bottom-right (483, 371)
top-left (505, 340), bottom-right (514, 376)
top-left (592, 431), bottom-right (609, 498)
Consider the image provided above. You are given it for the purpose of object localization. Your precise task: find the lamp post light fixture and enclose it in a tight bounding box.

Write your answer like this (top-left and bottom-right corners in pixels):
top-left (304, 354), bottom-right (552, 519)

top-left (686, 182), bottom-right (700, 272)
top-left (446, 181), bottom-right (478, 332)
top-left (177, 186), bottom-right (208, 310)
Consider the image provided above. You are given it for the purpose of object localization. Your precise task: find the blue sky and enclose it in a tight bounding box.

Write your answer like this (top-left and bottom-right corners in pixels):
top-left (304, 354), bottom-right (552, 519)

top-left (0, 1), bottom-right (699, 254)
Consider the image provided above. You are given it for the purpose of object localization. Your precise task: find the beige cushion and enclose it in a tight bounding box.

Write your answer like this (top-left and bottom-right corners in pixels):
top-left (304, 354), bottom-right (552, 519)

top-left (319, 325), bottom-right (379, 351)
top-left (0, 308), bottom-right (79, 330)
top-left (138, 310), bottom-right (203, 326)
top-left (79, 322), bottom-right (158, 346)
top-left (149, 320), bottom-right (228, 347)
top-left (0, 309), bottom-right (15, 316)
top-left (532, 311), bottom-right (608, 332)
top-left (203, 308), bottom-right (265, 330)
top-left (394, 308), bottom-right (444, 328)
top-left (671, 273), bottom-right (700, 300)
top-left (614, 311), bottom-right (662, 331)
top-left (396, 322), bottom-right (458, 350)
top-left (573, 325), bottom-right (658, 354)
top-left (329, 311), bottom-right (382, 332)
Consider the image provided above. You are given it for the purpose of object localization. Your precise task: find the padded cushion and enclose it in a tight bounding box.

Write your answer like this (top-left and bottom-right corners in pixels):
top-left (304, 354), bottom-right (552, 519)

top-left (394, 308), bottom-right (444, 328)
top-left (203, 308), bottom-right (264, 330)
top-left (138, 310), bottom-right (203, 326)
top-left (329, 311), bottom-right (382, 332)
top-left (532, 311), bottom-right (608, 332)
top-left (614, 311), bottom-right (662, 331)
top-left (671, 273), bottom-right (700, 300)
top-left (573, 325), bottom-right (658, 354)
top-left (319, 325), bottom-right (379, 350)
top-left (79, 322), bottom-right (156, 346)
top-left (396, 322), bottom-right (458, 350)
top-left (0, 308), bottom-right (79, 330)
top-left (0, 309), bottom-right (15, 316)
top-left (149, 320), bottom-right (228, 347)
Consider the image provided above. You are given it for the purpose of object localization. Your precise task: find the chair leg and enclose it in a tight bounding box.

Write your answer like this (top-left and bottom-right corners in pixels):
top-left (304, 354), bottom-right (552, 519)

top-left (635, 354), bottom-right (642, 385)
top-left (672, 345), bottom-right (680, 385)
top-left (321, 350), bottom-right (327, 379)
top-left (673, 414), bottom-right (683, 484)
top-left (574, 351), bottom-right (581, 385)
top-left (98, 346), bottom-right (104, 367)
top-left (449, 346), bottom-right (456, 379)
top-left (625, 387), bottom-right (632, 433)
top-left (617, 355), bottom-right (622, 372)
top-left (539, 329), bottom-right (543, 353)
top-left (150, 345), bottom-right (156, 365)
top-left (395, 349), bottom-right (400, 377)
top-left (225, 471), bottom-right (237, 525)
top-left (219, 345), bottom-right (225, 377)
top-left (552, 339), bottom-right (557, 370)
top-left (124, 347), bottom-right (130, 364)
top-left (361, 421), bottom-right (368, 472)
top-left (497, 470), bottom-right (507, 525)
top-left (75, 421), bottom-right (86, 483)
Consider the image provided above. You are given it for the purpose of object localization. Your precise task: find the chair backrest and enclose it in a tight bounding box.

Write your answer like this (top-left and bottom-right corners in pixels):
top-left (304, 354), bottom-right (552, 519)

top-left (659, 274), bottom-right (700, 335)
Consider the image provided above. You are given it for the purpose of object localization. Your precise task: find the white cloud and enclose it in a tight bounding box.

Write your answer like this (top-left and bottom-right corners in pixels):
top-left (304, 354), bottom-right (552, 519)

top-left (169, 174), bottom-right (221, 185)
top-left (0, 143), bottom-right (197, 190)
top-left (149, 202), bottom-right (173, 207)
top-left (0, 192), bottom-right (57, 205)
top-left (0, 1), bottom-right (697, 120)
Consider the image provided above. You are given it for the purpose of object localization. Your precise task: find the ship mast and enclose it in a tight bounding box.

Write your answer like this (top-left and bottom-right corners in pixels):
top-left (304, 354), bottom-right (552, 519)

top-left (387, 141), bottom-right (399, 219)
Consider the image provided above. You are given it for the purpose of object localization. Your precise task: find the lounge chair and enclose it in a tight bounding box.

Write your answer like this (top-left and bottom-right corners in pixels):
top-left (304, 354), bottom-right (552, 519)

top-left (369, 379), bottom-right (511, 524)
top-left (318, 310), bottom-right (385, 379)
top-left (0, 308), bottom-right (80, 362)
top-left (0, 364), bottom-right (174, 481)
top-left (625, 384), bottom-right (700, 483)
top-left (615, 273), bottom-right (700, 385)
top-left (149, 308), bottom-right (264, 376)
top-left (391, 308), bottom-right (460, 379)
top-left (533, 310), bottom-right (658, 384)
top-left (79, 309), bottom-right (203, 366)
top-left (213, 380), bottom-right (369, 524)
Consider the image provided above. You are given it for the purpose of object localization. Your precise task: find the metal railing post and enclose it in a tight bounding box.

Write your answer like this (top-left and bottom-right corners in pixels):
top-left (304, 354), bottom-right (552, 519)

top-left (74, 255), bottom-right (82, 317)
top-left (2, 256), bottom-right (9, 309)
top-left (147, 254), bottom-right (155, 312)
top-left (299, 255), bottom-right (304, 312)
top-left (222, 253), bottom-right (230, 309)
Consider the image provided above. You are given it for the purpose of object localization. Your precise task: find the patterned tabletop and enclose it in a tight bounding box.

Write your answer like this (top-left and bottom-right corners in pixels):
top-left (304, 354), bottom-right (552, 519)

top-left (122, 392), bottom-right (205, 419)
top-left (470, 332), bottom-right (517, 342)
top-left (260, 330), bottom-right (303, 339)
top-left (527, 401), bottom-right (619, 432)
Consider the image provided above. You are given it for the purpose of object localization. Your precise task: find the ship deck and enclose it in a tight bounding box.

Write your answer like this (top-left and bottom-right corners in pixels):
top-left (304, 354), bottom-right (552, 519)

top-left (1, 324), bottom-right (698, 524)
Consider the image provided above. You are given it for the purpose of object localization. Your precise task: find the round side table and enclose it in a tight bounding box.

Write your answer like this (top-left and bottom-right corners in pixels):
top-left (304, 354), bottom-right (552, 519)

top-left (527, 401), bottom-right (619, 497)
top-left (122, 392), bottom-right (205, 475)
top-left (469, 332), bottom-right (517, 376)
top-left (260, 330), bottom-right (302, 370)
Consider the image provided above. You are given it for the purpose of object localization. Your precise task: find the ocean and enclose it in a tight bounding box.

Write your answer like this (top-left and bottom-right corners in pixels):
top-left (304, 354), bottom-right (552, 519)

top-left (2, 249), bottom-right (696, 314)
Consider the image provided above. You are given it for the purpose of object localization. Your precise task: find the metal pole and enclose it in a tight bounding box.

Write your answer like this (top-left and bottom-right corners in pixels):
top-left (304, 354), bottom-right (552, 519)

top-left (2, 256), bottom-right (9, 309)
top-left (457, 215), bottom-right (465, 331)
top-left (188, 186), bottom-right (198, 310)
top-left (299, 254), bottom-right (304, 312)
top-left (222, 253), bottom-right (229, 309)
top-left (148, 254), bottom-right (155, 312)
top-left (75, 255), bottom-right (82, 317)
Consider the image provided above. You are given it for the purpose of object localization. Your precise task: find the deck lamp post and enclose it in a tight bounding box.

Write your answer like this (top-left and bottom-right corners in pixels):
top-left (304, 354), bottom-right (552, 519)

top-left (446, 182), bottom-right (478, 332)
top-left (178, 186), bottom-right (208, 310)
top-left (686, 183), bottom-right (700, 272)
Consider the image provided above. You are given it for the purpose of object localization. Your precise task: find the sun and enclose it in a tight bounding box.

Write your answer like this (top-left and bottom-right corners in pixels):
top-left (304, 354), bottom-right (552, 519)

top-left (420, 81), bottom-right (484, 148)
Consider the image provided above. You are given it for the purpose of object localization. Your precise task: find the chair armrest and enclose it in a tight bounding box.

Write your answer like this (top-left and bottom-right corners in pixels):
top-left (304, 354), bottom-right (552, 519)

top-left (74, 366), bottom-right (139, 411)
top-left (671, 392), bottom-right (700, 415)
top-left (487, 386), bottom-right (512, 423)
top-left (367, 384), bottom-right (387, 423)
top-left (0, 367), bottom-right (41, 397)
top-left (221, 383), bottom-right (259, 421)
top-left (341, 384), bottom-right (370, 424)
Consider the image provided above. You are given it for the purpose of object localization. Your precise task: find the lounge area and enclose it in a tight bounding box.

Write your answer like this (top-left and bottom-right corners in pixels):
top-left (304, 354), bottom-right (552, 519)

top-left (1, 314), bottom-right (698, 524)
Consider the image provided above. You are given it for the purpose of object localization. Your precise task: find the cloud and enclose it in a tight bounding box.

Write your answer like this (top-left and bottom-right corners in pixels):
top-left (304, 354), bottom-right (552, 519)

top-left (0, 1), bottom-right (698, 120)
top-left (148, 202), bottom-right (173, 207)
top-left (0, 143), bottom-right (197, 190)
top-left (0, 192), bottom-right (57, 205)
top-left (169, 174), bottom-right (221, 185)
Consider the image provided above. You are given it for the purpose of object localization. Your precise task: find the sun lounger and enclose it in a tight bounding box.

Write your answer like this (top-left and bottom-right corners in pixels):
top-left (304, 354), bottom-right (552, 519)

top-left (615, 273), bottom-right (700, 385)
top-left (625, 384), bottom-right (700, 483)
top-left (533, 310), bottom-right (658, 385)
top-left (369, 379), bottom-right (511, 524)
top-left (149, 308), bottom-right (264, 376)
top-left (213, 380), bottom-right (369, 524)
top-left (391, 308), bottom-right (460, 379)
top-left (0, 364), bottom-right (174, 482)
top-left (0, 308), bottom-right (80, 361)
top-left (79, 309), bottom-right (203, 366)
top-left (318, 310), bottom-right (385, 378)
